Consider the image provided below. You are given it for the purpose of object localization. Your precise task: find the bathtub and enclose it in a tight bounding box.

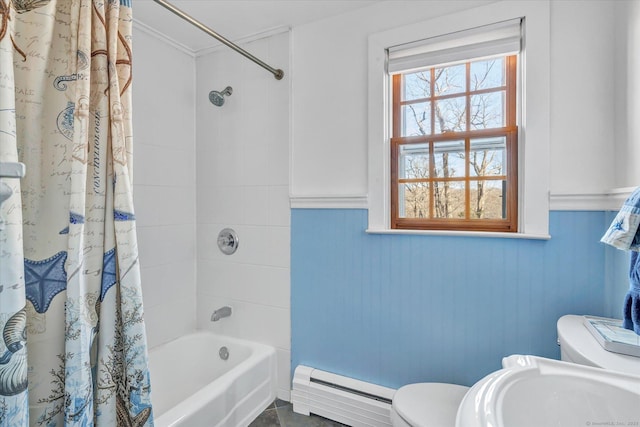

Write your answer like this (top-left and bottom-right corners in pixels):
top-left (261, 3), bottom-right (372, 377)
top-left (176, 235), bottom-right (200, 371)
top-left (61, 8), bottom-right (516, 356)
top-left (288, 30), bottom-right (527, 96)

top-left (148, 331), bottom-right (277, 427)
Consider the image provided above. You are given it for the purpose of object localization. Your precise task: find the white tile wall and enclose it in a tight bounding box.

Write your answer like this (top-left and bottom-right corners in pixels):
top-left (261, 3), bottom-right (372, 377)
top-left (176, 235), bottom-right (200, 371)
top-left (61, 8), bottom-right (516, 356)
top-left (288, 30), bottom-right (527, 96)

top-left (132, 25), bottom-right (291, 399)
top-left (267, 186), bottom-right (290, 227)
top-left (132, 28), bottom-right (197, 349)
top-left (195, 31), bottom-right (292, 401)
top-left (140, 260), bottom-right (195, 308)
top-left (197, 261), bottom-right (290, 308)
top-left (196, 295), bottom-right (290, 349)
top-left (145, 297), bottom-right (196, 348)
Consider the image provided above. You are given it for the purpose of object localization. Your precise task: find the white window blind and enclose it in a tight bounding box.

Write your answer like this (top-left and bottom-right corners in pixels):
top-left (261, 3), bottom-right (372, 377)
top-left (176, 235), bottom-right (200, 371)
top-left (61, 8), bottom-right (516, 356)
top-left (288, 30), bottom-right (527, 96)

top-left (387, 18), bottom-right (522, 74)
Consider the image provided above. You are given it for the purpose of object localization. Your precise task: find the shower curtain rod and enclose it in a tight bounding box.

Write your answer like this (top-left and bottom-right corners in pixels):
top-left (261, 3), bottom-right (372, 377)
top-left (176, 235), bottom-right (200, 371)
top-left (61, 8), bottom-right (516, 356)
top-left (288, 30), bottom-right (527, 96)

top-left (152, 0), bottom-right (284, 80)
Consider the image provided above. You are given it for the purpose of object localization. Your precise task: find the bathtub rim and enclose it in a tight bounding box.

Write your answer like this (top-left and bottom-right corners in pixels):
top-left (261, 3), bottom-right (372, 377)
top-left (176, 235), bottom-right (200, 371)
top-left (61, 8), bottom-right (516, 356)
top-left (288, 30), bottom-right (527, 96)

top-left (149, 330), bottom-right (278, 427)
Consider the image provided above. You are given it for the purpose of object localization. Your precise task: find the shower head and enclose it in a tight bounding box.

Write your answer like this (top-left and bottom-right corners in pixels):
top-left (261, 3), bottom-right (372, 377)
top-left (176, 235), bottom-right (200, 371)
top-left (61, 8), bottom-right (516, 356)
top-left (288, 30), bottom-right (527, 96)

top-left (209, 86), bottom-right (233, 107)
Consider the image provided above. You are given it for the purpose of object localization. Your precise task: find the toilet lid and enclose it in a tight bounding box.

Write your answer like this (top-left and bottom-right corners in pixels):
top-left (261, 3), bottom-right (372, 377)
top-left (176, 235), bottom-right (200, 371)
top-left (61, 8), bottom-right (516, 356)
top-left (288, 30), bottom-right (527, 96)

top-left (558, 315), bottom-right (640, 376)
top-left (392, 383), bottom-right (469, 427)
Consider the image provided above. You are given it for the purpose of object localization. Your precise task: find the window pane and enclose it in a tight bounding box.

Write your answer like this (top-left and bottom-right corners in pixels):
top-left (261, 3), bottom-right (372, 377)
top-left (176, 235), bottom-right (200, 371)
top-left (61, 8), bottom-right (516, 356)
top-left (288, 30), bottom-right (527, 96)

top-left (433, 181), bottom-right (465, 219)
top-left (392, 54), bottom-right (517, 231)
top-left (470, 180), bottom-right (506, 219)
top-left (470, 58), bottom-right (505, 91)
top-left (399, 183), bottom-right (429, 218)
top-left (470, 91), bottom-right (505, 130)
top-left (402, 102), bottom-right (431, 136)
top-left (399, 143), bottom-right (430, 179)
top-left (434, 140), bottom-right (465, 178)
top-left (434, 96), bottom-right (466, 133)
top-left (469, 137), bottom-right (506, 176)
top-left (434, 64), bottom-right (465, 97)
top-left (403, 71), bottom-right (431, 101)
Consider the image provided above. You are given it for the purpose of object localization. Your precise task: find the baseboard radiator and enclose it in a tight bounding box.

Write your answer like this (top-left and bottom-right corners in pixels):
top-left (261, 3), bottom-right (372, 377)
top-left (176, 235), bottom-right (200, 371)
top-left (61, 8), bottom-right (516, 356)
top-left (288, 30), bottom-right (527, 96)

top-left (291, 365), bottom-right (395, 427)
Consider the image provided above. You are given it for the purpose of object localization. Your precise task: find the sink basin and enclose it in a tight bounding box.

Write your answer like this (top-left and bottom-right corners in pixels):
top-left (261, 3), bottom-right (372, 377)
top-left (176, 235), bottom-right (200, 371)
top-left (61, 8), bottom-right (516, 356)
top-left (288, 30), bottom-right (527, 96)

top-left (456, 355), bottom-right (640, 427)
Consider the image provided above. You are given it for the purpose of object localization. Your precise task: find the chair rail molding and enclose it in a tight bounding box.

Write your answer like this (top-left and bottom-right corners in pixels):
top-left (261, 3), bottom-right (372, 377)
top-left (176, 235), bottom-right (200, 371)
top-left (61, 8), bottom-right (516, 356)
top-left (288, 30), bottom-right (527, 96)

top-left (290, 188), bottom-right (634, 211)
top-left (549, 187), bottom-right (635, 211)
top-left (289, 195), bottom-right (368, 209)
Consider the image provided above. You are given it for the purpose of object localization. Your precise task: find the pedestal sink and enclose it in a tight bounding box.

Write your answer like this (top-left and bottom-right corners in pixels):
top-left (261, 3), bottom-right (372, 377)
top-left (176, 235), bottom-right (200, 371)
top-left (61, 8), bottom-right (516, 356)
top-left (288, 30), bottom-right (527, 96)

top-left (456, 355), bottom-right (640, 427)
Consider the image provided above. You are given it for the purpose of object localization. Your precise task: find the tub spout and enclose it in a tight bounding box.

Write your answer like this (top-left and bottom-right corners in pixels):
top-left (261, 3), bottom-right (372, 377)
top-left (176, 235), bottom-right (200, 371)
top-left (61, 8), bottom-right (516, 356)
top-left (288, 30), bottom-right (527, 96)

top-left (211, 306), bottom-right (232, 321)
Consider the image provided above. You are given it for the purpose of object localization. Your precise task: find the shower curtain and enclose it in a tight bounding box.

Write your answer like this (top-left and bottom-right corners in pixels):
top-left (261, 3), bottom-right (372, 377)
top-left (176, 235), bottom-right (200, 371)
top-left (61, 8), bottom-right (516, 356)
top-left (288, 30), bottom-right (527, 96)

top-left (0, 0), bottom-right (153, 425)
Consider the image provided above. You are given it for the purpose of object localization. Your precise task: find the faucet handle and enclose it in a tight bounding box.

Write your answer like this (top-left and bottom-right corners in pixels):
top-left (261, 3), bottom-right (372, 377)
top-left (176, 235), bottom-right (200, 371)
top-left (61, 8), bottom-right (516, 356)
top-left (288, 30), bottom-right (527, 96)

top-left (217, 228), bottom-right (239, 255)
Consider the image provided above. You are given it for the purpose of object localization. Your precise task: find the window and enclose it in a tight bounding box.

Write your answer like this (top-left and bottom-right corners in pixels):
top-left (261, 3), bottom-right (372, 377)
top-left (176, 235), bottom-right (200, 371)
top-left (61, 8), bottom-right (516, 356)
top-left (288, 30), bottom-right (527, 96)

top-left (390, 55), bottom-right (518, 232)
top-left (368, 2), bottom-right (550, 238)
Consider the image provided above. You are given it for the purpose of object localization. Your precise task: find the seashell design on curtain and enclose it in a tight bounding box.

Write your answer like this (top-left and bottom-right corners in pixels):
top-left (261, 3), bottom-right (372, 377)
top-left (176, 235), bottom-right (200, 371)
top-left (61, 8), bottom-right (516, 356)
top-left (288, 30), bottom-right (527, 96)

top-left (0, 0), bottom-right (154, 425)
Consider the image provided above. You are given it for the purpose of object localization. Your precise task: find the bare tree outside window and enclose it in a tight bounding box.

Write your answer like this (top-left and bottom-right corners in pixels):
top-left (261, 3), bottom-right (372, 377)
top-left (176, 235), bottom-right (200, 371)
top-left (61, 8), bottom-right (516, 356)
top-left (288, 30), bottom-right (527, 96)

top-left (391, 55), bottom-right (518, 232)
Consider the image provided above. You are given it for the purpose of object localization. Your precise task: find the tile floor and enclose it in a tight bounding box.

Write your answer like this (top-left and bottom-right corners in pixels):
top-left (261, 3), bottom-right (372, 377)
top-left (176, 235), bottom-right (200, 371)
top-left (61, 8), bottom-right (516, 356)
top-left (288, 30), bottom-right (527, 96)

top-left (250, 399), bottom-right (348, 427)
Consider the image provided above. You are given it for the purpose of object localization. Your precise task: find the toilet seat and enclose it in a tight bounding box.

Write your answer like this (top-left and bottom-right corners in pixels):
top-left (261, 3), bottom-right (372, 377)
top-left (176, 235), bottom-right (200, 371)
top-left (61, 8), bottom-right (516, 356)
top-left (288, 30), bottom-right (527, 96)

top-left (391, 383), bottom-right (469, 427)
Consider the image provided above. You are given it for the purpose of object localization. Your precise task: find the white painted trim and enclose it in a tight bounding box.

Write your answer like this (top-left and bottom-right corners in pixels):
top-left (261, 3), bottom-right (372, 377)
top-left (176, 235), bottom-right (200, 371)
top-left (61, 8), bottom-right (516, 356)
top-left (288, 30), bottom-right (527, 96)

top-left (367, 1), bottom-right (551, 237)
top-left (288, 30), bottom-right (295, 215)
top-left (194, 26), bottom-right (291, 58)
top-left (290, 195), bottom-right (368, 209)
top-left (132, 20), bottom-right (290, 61)
top-left (365, 228), bottom-right (551, 240)
top-left (550, 187), bottom-right (635, 211)
top-left (289, 187), bottom-right (634, 212)
top-left (549, 193), bottom-right (611, 211)
top-left (132, 19), bottom-right (196, 57)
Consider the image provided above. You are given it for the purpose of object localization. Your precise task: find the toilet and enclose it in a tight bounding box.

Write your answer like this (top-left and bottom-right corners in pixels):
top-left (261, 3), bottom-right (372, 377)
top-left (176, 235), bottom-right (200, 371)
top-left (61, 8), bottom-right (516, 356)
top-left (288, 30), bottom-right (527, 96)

top-left (556, 314), bottom-right (640, 376)
top-left (390, 314), bottom-right (640, 427)
top-left (390, 382), bottom-right (468, 427)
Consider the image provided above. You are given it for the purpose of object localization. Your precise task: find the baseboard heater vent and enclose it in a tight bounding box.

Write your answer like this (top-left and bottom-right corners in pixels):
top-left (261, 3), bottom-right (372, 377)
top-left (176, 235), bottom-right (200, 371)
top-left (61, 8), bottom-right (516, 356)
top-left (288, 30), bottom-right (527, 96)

top-left (291, 365), bottom-right (395, 427)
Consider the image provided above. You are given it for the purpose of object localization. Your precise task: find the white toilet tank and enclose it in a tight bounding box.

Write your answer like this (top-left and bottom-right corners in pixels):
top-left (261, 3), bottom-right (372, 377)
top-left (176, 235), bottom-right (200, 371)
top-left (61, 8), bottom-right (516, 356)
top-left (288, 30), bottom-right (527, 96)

top-left (557, 314), bottom-right (640, 376)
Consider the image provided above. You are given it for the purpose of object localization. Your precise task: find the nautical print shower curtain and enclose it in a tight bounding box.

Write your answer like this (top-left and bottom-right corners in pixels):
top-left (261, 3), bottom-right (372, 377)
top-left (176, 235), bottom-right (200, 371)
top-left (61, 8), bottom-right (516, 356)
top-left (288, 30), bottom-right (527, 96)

top-left (0, 0), bottom-right (153, 425)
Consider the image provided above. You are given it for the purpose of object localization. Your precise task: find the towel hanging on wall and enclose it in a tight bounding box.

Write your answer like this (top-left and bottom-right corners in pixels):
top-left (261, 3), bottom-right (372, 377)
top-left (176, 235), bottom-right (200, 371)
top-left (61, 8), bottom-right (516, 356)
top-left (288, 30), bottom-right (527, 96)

top-left (623, 252), bottom-right (640, 334)
top-left (601, 187), bottom-right (640, 251)
top-left (601, 187), bottom-right (640, 334)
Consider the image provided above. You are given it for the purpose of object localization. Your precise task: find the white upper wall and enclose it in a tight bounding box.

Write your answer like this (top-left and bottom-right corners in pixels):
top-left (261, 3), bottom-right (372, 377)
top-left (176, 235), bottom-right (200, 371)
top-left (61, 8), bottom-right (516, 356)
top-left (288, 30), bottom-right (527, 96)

top-left (132, 27), bottom-right (197, 348)
top-left (550, 1), bottom-right (615, 195)
top-left (291, 0), bottom-right (621, 199)
top-left (615, 0), bottom-right (640, 188)
top-left (291, 0), bottom-right (492, 197)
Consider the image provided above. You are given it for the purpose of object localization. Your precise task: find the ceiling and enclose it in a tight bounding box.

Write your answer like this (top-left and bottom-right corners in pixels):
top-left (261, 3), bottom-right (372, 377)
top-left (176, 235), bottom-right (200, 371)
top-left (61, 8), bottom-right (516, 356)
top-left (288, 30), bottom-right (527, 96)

top-left (133, 0), bottom-right (380, 52)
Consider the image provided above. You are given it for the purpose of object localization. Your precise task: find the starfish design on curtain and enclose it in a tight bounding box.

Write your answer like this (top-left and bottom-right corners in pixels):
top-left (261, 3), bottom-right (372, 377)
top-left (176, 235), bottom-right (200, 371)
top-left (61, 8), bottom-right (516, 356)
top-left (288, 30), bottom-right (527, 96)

top-left (69, 212), bottom-right (84, 224)
top-left (101, 248), bottom-right (117, 301)
top-left (24, 251), bottom-right (67, 313)
top-left (5, 0), bottom-right (153, 423)
top-left (114, 210), bottom-right (135, 221)
top-left (58, 211), bottom-right (85, 234)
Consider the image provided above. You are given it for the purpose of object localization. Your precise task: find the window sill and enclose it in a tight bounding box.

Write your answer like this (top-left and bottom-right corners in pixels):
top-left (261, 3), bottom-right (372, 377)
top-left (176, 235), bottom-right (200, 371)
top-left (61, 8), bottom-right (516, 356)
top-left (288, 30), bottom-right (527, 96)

top-left (365, 228), bottom-right (551, 240)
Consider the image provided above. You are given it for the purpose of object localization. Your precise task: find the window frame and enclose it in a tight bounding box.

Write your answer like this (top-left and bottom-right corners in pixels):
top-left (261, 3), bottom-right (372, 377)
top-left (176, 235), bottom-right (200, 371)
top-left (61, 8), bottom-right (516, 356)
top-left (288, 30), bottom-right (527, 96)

top-left (367, 1), bottom-right (551, 239)
top-left (390, 55), bottom-right (519, 232)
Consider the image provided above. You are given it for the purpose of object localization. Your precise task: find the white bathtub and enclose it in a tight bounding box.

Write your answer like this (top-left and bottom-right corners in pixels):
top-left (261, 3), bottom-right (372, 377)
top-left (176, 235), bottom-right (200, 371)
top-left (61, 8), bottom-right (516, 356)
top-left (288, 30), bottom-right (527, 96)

top-left (148, 331), bottom-right (277, 427)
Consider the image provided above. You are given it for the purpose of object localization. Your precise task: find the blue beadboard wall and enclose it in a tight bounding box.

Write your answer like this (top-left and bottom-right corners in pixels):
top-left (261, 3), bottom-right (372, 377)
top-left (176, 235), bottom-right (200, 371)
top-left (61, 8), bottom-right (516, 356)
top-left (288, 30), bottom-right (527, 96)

top-left (291, 209), bottom-right (621, 389)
